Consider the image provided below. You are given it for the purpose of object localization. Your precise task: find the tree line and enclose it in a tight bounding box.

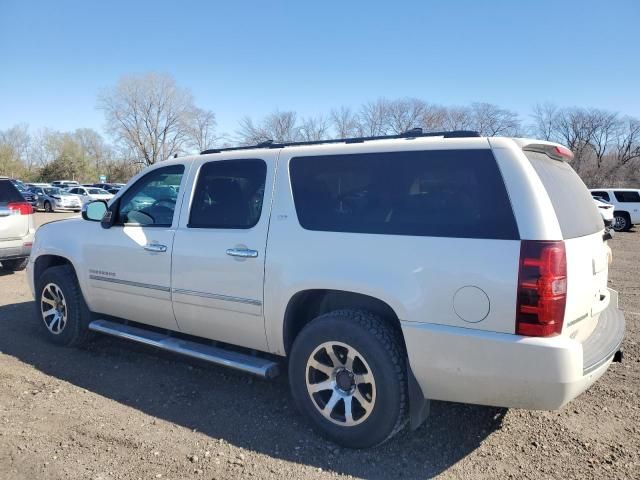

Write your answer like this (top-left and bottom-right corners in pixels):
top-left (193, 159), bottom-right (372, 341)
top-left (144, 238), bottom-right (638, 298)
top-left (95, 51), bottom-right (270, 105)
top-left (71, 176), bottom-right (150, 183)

top-left (1, 72), bottom-right (638, 186)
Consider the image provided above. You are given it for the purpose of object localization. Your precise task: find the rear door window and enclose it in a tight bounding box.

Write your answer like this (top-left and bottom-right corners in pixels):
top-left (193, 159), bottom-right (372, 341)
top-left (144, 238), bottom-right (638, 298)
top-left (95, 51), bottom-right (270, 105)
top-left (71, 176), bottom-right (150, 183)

top-left (289, 149), bottom-right (519, 240)
top-left (0, 179), bottom-right (25, 203)
top-left (525, 152), bottom-right (603, 238)
top-left (614, 191), bottom-right (640, 202)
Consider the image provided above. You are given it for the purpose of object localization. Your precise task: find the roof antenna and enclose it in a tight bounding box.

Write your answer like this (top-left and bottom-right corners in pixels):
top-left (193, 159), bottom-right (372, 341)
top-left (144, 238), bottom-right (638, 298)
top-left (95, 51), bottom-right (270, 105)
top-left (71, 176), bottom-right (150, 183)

top-left (401, 127), bottom-right (423, 137)
top-left (256, 139), bottom-right (274, 148)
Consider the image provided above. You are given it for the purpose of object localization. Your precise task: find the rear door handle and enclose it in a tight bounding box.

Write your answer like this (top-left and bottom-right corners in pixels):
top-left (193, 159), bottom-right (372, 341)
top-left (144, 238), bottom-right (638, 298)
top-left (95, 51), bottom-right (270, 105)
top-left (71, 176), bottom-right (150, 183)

top-left (226, 248), bottom-right (258, 258)
top-left (144, 243), bottom-right (167, 253)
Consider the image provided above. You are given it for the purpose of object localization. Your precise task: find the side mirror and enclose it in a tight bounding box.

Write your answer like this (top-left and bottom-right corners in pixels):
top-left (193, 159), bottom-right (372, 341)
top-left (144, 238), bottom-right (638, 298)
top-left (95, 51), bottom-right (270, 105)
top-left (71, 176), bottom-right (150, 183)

top-left (82, 200), bottom-right (107, 222)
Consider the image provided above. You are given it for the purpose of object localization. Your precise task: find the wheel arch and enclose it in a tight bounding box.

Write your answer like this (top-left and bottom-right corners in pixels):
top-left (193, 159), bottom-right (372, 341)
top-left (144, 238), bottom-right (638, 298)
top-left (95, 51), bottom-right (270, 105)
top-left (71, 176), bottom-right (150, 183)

top-left (282, 289), bottom-right (406, 356)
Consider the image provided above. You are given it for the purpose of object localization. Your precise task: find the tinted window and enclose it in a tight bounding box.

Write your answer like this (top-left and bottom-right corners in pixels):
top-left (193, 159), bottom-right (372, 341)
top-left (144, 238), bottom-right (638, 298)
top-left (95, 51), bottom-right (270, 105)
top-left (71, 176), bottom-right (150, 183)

top-left (289, 149), bottom-right (518, 239)
top-left (117, 165), bottom-right (185, 226)
top-left (189, 159), bottom-right (267, 229)
top-left (591, 191), bottom-right (610, 202)
top-left (614, 191), bottom-right (640, 202)
top-left (0, 179), bottom-right (24, 203)
top-left (526, 152), bottom-right (603, 238)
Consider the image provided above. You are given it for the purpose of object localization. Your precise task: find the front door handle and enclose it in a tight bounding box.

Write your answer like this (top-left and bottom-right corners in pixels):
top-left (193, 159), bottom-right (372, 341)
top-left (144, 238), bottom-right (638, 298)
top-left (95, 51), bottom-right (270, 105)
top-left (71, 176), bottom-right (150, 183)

top-left (226, 248), bottom-right (258, 258)
top-left (144, 243), bottom-right (167, 253)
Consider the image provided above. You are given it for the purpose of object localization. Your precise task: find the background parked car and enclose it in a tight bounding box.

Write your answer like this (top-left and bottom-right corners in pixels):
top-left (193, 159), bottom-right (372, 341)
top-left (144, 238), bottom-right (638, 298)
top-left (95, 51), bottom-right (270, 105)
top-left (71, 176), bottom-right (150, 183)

top-left (9, 181), bottom-right (38, 207)
top-left (51, 180), bottom-right (80, 189)
top-left (590, 188), bottom-right (640, 231)
top-left (592, 197), bottom-right (614, 228)
top-left (66, 186), bottom-right (114, 204)
top-left (0, 177), bottom-right (34, 272)
top-left (30, 186), bottom-right (82, 212)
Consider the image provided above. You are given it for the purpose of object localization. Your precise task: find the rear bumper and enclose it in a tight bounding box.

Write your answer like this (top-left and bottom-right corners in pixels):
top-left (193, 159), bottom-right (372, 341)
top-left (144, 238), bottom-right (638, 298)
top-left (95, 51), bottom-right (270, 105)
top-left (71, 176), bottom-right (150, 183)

top-left (0, 243), bottom-right (31, 261)
top-left (403, 288), bottom-right (625, 410)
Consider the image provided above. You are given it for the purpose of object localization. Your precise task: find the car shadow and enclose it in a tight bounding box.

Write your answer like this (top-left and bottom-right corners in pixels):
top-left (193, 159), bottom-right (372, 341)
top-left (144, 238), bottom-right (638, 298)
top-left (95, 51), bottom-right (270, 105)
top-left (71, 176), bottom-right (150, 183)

top-left (0, 300), bottom-right (505, 479)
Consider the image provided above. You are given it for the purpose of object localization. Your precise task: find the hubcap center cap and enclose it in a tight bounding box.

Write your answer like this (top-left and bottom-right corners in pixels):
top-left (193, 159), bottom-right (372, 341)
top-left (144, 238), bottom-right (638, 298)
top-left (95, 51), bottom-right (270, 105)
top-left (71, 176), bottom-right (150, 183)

top-left (335, 369), bottom-right (354, 391)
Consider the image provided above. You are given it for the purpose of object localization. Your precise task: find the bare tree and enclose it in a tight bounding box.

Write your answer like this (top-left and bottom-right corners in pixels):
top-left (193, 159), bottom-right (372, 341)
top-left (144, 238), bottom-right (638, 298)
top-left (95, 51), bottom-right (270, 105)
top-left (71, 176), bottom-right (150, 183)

top-left (237, 111), bottom-right (299, 144)
top-left (588, 109), bottom-right (620, 168)
top-left (0, 123), bottom-right (31, 169)
top-left (359, 99), bottom-right (391, 136)
top-left (386, 98), bottom-right (427, 134)
top-left (615, 117), bottom-right (640, 165)
top-left (299, 115), bottom-right (330, 141)
top-left (531, 103), bottom-right (559, 141)
top-left (442, 106), bottom-right (474, 131)
top-left (184, 107), bottom-right (217, 152)
top-left (97, 73), bottom-right (195, 166)
top-left (557, 108), bottom-right (604, 170)
top-left (469, 103), bottom-right (522, 136)
top-left (330, 106), bottom-right (362, 138)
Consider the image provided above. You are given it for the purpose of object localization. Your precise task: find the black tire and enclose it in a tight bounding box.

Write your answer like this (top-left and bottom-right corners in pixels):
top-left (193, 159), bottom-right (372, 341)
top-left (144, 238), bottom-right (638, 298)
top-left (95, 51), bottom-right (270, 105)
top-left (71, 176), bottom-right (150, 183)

top-left (289, 309), bottom-right (408, 448)
top-left (44, 201), bottom-right (53, 213)
top-left (1, 258), bottom-right (28, 271)
top-left (613, 212), bottom-right (631, 232)
top-left (35, 264), bottom-right (92, 347)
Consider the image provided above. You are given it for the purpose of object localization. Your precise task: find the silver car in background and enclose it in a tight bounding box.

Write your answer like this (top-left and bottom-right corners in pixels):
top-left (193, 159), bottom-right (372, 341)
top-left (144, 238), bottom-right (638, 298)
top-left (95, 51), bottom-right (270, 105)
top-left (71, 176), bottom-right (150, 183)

top-left (30, 186), bottom-right (82, 212)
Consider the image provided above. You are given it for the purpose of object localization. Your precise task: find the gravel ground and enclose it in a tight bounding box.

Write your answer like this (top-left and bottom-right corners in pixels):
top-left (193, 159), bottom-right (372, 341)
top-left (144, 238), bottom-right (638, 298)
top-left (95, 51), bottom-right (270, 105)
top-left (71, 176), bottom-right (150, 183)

top-left (0, 212), bottom-right (638, 480)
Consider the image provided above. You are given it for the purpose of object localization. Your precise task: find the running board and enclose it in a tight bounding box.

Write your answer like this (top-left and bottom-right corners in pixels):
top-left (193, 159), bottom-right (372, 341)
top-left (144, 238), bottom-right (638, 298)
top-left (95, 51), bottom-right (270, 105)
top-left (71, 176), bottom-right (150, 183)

top-left (88, 319), bottom-right (279, 378)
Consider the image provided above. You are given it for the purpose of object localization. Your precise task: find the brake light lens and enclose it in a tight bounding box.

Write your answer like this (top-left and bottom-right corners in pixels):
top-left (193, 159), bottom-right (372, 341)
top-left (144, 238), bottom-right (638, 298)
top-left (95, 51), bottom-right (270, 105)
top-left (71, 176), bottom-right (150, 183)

top-left (8, 202), bottom-right (33, 215)
top-left (516, 240), bottom-right (567, 337)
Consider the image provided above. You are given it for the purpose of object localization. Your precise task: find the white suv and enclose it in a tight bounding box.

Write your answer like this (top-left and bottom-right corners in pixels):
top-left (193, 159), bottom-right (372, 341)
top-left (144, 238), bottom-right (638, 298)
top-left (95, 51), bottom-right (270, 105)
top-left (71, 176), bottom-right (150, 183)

top-left (0, 177), bottom-right (35, 271)
top-left (27, 131), bottom-right (625, 448)
top-left (590, 188), bottom-right (640, 232)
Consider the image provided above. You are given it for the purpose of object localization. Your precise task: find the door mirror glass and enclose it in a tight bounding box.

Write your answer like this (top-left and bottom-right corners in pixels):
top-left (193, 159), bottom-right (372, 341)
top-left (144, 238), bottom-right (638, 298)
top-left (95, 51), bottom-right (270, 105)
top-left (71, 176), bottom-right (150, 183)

top-left (82, 200), bottom-right (107, 222)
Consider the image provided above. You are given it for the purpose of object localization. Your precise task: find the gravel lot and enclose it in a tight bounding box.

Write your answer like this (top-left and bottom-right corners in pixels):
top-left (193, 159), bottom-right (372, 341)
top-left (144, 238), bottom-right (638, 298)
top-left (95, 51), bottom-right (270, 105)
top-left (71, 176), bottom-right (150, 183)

top-left (0, 212), bottom-right (638, 479)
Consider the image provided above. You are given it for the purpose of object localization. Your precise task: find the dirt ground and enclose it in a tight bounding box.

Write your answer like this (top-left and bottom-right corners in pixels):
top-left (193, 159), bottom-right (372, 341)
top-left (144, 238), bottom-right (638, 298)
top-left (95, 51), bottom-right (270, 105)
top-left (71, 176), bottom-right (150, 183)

top-left (0, 212), bottom-right (638, 480)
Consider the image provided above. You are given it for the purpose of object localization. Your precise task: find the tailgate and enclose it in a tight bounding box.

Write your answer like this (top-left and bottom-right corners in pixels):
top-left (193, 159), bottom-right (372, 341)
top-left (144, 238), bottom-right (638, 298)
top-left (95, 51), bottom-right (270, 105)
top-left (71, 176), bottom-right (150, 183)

top-left (0, 205), bottom-right (30, 239)
top-left (563, 231), bottom-right (609, 342)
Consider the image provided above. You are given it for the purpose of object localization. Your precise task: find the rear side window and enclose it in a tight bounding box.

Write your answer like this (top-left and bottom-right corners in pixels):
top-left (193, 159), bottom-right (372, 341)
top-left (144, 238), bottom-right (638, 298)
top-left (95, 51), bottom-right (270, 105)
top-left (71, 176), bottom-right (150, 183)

top-left (189, 159), bottom-right (267, 229)
top-left (289, 149), bottom-right (519, 240)
top-left (591, 191), bottom-right (610, 202)
top-left (526, 152), bottom-right (603, 238)
top-left (614, 191), bottom-right (640, 202)
top-left (0, 180), bottom-right (25, 203)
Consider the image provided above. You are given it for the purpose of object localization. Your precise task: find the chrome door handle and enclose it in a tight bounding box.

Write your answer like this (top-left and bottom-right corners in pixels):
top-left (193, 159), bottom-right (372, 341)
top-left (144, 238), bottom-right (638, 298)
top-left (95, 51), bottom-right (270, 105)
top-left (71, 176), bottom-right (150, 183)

top-left (144, 243), bottom-right (167, 253)
top-left (226, 248), bottom-right (258, 258)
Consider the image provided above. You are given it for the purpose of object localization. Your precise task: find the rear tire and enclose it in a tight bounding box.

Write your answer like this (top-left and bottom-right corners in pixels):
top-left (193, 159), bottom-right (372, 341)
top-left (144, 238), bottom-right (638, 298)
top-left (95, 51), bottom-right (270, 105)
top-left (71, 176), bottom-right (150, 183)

top-left (613, 212), bottom-right (631, 232)
top-left (1, 258), bottom-right (28, 271)
top-left (289, 309), bottom-right (408, 448)
top-left (35, 264), bottom-right (92, 347)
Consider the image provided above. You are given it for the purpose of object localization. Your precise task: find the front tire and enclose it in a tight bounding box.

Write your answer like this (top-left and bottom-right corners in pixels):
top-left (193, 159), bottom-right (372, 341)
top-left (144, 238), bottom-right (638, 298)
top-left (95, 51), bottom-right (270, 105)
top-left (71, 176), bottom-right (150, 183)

top-left (1, 258), bottom-right (28, 271)
top-left (289, 309), bottom-right (408, 448)
top-left (35, 264), bottom-right (92, 346)
top-left (44, 201), bottom-right (53, 213)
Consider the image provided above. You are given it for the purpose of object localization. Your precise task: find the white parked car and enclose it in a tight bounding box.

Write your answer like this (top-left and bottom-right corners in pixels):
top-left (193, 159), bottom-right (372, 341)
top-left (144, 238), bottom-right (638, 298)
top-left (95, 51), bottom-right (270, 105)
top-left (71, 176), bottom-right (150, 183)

top-left (27, 131), bottom-right (625, 448)
top-left (66, 186), bottom-right (114, 204)
top-left (51, 180), bottom-right (80, 189)
top-left (590, 188), bottom-right (640, 232)
top-left (0, 177), bottom-right (35, 272)
top-left (592, 197), bottom-right (614, 228)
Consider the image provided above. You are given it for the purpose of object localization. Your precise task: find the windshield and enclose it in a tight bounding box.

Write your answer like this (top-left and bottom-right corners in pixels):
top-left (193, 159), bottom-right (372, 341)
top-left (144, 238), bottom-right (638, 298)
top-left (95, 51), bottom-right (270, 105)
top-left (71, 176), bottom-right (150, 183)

top-left (44, 187), bottom-right (64, 195)
top-left (88, 188), bottom-right (109, 194)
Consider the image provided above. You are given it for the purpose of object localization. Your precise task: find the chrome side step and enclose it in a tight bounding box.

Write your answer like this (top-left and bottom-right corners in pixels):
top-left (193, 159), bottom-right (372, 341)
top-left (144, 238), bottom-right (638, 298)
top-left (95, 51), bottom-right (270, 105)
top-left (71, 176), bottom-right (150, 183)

top-left (88, 319), bottom-right (279, 378)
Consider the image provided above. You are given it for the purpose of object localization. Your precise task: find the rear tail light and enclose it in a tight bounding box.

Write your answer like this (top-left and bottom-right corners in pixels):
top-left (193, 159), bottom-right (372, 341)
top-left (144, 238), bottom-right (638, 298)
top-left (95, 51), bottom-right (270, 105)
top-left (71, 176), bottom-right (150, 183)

top-left (8, 202), bottom-right (33, 215)
top-left (516, 240), bottom-right (567, 337)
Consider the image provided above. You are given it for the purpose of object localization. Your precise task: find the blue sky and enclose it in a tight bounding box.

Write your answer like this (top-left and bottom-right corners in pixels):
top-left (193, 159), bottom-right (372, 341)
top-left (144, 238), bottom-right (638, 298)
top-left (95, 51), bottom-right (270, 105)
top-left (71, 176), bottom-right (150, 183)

top-left (1, 0), bottom-right (638, 138)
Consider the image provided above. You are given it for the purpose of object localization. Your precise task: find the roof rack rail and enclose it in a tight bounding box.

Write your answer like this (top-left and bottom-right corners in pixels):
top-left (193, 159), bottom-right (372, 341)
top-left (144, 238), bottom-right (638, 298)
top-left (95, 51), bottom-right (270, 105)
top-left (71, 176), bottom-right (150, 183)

top-left (200, 129), bottom-right (480, 155)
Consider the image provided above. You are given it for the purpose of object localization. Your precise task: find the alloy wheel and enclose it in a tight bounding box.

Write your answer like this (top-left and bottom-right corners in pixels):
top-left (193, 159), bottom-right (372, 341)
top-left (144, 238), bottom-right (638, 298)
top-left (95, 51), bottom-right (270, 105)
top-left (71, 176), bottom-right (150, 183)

top-left (40, 283), bottom-right (68, 334)
top-left (305, 341), bottom-right (376, 427)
